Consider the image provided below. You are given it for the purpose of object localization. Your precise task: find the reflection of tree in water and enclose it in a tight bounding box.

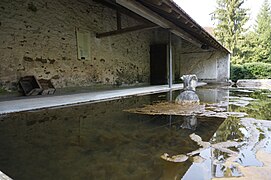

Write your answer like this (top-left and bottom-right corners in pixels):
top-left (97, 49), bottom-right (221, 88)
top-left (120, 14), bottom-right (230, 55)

top-left (244, 102), bottom-right (271, 120)
top-left (230, 90), bottom-right (271, 120)
top-left (210, 103), bottom-right (248, 173)
top-left (207, 113), bottom-right (244, 177)
top-left (162, 89), bottom-right (271, 178)
top-left (210, 114), bottom-right (271, 177)
top-left (212, 149), bottom-right (242, 177)
top-left (212, 116), bottom-right (244, 143)
top-left (213, 89), bottom-right (271, 144)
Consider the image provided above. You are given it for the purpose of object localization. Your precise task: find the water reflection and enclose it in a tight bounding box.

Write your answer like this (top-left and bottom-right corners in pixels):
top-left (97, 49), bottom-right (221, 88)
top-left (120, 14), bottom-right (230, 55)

top-left (210, 89), bottom-right (271, 179)
top-left (0, 92), bottom-right (225, 180)
top-left (181, 116), bottom-right (198, 130)
top-left (0, 87), bottom-right (271, 179)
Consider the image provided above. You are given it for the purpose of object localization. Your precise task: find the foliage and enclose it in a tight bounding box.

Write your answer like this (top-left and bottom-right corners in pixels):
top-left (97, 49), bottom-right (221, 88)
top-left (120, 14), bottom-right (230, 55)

top-left (231, 64), bottom-right (249, 82)
top-left (225, 1), bottom-right (271, 80)
top-left (233, 90), bottom-right (271, 120)
top-left (214, 89), bottom-right (271, 144)
top-left (231, 31), bottom-right (258, 64)
top-left (253, 0), bottom-right (271, 63)
top-left (212, 116), bottom-right (243, 142)
top-left (228, 0), bottom-right (271, 64)
top-left (244, 62), bottom-right (271, 78)
top-left (230, 62), bottom-right (271, 81)
top-left (212, 0), bottom-right (271, 67)
top-left (211, 0), bottom-right (249, 55)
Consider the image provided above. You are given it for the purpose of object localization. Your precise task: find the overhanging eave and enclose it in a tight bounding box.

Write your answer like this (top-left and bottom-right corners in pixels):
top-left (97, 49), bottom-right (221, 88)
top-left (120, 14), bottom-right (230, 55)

top-left (116, 0), bottom-right (203, 48)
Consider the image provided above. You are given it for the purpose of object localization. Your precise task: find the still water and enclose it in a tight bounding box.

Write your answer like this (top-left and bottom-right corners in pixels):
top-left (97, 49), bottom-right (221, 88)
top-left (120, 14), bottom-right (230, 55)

top-left (0, 87), bottom-right (271, 179)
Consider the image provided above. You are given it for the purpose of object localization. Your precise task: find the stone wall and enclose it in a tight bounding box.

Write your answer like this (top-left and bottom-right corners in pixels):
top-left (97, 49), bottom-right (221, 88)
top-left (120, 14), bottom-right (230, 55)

top-left (0, 0), bottom-right (153, 90)
top-left (176, 38), bottom-right (229, 82)
top-left (216, 53), bottom-right (230, 82)
top-left (0, 0), bottom-right (230, 91)
top-left (148, 31), bottom-right (230, 83)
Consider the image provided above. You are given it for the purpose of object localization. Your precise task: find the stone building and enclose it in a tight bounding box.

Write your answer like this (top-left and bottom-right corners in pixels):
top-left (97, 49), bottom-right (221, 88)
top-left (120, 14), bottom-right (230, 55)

top-left (0, 0), bottom-right (230, 91)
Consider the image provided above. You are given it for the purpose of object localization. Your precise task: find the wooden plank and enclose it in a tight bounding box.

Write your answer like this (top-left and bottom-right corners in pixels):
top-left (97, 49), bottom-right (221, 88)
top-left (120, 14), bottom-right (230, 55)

top-left (96, 24), bottom-right (159, 38)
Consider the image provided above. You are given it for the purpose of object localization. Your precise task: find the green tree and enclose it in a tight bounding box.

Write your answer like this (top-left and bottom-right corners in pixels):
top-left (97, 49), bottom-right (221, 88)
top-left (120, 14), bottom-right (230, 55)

top-left (211, 0), bottom-right (249, 59)
top-left (233, 31), bottom-right (258, 64)
top-left (253, 0), bottom-right (271, 62)
top-left (232, 0), bottom-right (271, 64)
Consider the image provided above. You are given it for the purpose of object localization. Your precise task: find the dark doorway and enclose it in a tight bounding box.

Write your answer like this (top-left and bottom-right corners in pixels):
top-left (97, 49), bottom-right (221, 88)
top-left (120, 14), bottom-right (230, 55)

top-left (150, 44), bottom-right (167, 85)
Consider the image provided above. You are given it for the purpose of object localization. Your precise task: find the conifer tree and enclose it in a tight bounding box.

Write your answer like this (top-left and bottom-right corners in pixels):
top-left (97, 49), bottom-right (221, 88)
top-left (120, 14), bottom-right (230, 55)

top-left (254, 0), bottom-right (271, 62)
top-left (212, 0), bottom-right (249, 59)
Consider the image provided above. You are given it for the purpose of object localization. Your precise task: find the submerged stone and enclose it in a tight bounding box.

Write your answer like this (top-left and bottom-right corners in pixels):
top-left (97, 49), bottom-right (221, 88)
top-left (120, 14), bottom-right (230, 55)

top-left (125, 102), bottom-right (205, 116)
top-left (161, 153), bottom-right (188, 163)
top-left (189, 133), bottom-right (211, 148)
top-left (192, 156), bottom-right (205, 163)
top-left (237, 79), bottom-right (271, 89)
top-left (175, 90), bottom-right (200, 105)
top-left (161, 133), bottom-right (240, 163)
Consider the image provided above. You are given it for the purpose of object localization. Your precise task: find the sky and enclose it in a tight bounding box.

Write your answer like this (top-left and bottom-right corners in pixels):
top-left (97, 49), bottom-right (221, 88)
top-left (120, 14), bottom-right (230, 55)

top-left (174, 0), bottom-right (271, 28)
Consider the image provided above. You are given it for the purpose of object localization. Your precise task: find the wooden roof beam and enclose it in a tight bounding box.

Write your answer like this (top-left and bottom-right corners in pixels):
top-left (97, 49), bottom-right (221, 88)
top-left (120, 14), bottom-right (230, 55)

top-left (148, 0), bottom-right (163, 6)
top-left (93, 0), bottom-right (151, 24)
top-left (137, 0), bottom-right (173, 14)
top-left (96, 24), bottom-right (159, 38)
top-left (116, 0), bottom-right (202, 47)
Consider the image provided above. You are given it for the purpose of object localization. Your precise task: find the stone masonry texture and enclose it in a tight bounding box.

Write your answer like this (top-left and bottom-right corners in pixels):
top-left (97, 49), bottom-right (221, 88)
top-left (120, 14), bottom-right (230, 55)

top-left (0, 0), bottom-right (152, 90)
top-left (0, 0), bottom-right (229, 91)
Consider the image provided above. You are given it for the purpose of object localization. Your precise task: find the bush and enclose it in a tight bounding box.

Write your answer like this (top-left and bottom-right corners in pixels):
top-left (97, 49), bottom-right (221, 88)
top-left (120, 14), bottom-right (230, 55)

top-left (230, 62), bottom-right (271, 82)
top-left (243, 62), bottom-right (271, 79)
top-left (230, 64), bottom-right (251, 82)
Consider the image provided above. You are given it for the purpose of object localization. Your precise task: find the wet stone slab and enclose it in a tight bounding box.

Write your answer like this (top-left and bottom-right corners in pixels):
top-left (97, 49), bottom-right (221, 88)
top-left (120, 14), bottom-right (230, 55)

top-left (125, 101), bottom-right (247, 119)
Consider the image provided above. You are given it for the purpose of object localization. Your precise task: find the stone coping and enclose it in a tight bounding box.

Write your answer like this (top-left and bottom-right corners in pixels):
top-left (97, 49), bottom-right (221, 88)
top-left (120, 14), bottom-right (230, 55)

top-left (0, 83), bottom-right (206, 115)
top-left (237, 79), bottom-right (271, 89)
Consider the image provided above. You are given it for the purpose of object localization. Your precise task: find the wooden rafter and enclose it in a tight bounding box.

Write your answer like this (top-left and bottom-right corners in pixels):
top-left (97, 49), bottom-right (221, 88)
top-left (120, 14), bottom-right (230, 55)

top-left (116, 0), bottom-right (203, 47)
top-left (96, 24), bottom-right (159, 38)
top-left (93, 0), bottom-right (151, 24)
top-left (140, 0), bottom-right (173, 13)
top-left (95, 0), bottom-right (159, 38)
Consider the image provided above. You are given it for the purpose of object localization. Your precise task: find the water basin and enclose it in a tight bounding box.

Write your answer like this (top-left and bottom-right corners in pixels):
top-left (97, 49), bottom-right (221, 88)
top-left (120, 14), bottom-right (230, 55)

top-left (0, 87), bottom-right (271, 179)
